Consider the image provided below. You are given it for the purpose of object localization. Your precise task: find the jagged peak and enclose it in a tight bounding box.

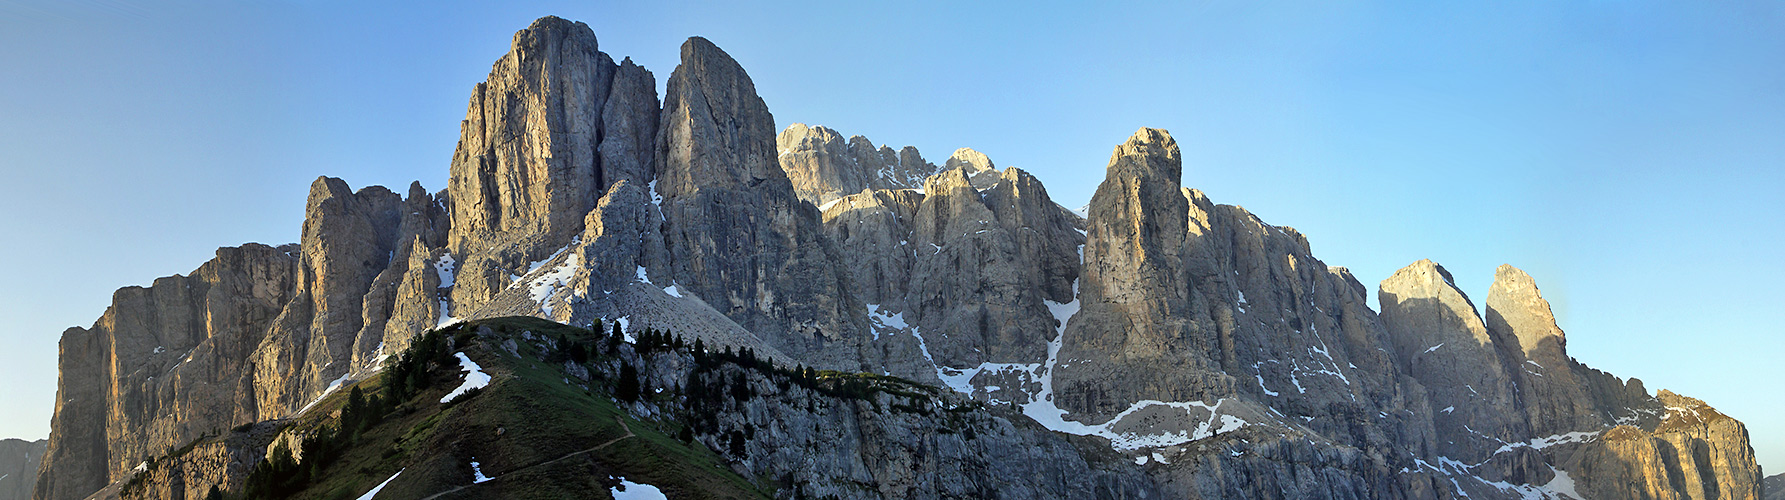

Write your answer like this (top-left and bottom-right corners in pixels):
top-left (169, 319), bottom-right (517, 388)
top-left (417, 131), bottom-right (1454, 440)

top-left (1104, 127), bottom-right (1180, 183)
top-left (1380, 258), bottom-right (1486, 328)
top-left (511, 15), bottom-right (597, 51)
top-left (1486, 263), bottom-right (1567, 354)
top-left (944, 147), bottom-right (995, 174)
top-left (677, 35), bottom-right (745, 77)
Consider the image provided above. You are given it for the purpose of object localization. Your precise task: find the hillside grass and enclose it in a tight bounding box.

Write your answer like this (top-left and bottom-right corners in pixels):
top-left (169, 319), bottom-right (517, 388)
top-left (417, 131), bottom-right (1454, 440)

top-left (239, 317), bottom-right (769, 500)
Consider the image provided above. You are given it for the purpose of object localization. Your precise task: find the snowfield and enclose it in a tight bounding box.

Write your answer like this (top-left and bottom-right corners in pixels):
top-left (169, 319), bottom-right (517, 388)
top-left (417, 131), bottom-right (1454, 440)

top-left (440, 352), bottom-right (490, 404)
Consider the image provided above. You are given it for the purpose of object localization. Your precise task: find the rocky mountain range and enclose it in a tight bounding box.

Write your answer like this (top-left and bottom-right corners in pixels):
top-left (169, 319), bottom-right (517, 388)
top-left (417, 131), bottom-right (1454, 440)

top-left (26, 15), bottom-right (1762, 500)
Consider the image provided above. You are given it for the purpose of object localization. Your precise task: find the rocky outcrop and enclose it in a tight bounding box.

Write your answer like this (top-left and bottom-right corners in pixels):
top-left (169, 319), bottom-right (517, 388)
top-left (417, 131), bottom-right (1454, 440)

top-left (35, 244), bottom-right (299, 500)
top-left (1485, 264), bottom-right (1608, 437)
top-left (0, 439), bottom-right (44, 500)
top-left (250, 178), bottom-right (443, 419)
top-left (34, 178), bottom-right (445, 500)
top-left (447, 16), bottom-right (616, 263)
top-left (1565, 391), bottom-right (1761, 500)
top-left (587, 335), bottom-right (1158, 500)
top-left (1764, 473), bottom-right (1784, 500)
top-left (1054, 128), bottom-right (1221, 417)
top-left (775, 124), bottom-right (939, 206)
top-left (599, 58), bottom-right (661, 191)
top-left (818, 188), bottom-right (925, 311)
top-left (655, 37), bottom-right (866, 369)
top-left (943, 148), bottom-right (1001, 190)
top-left (906, 166), bottom-right (1082, 368)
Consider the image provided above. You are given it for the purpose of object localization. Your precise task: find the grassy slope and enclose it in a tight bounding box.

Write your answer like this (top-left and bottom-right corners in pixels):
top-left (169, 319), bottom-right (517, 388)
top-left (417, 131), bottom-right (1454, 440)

top-left (265, 317), bottom-right (769, 500)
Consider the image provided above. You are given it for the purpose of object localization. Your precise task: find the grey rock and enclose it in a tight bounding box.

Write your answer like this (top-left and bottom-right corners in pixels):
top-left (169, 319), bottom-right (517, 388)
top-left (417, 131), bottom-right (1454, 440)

top-left (819, 188), bottom-right (924, 311)
top-left (655, 36), bottom-right (866, 369)
top-left (1055, 128), bottom-right (1223, 419)
top-left (250, 177), bottom-right (407, 420)
top-left (1764, 473), bottom-right (1784, 500)
top-left (778, 124), bottom-right (869, 206)
top-left (598, 57), bottom-right (659, 190)
top-left (1379, 259), bottom-right (1528, 462)
top-left (447, 16), bottom-right (616, 264)
top-left (774, 123), bottom-right (939, 207)
top-left (607, 349), bottom-right (1157, 500)
top-left (0, 439), bottom-right (45, 500)
top-left (907, 166), bottom-right (1082, 369)
top-left (1564, 391), bottom-right (1762, 500)
top-left (1485, 264), bottom-right (1608, 437)
top-left (35, 244), bottom-right (299, 500)
top-left (943, 148), bottom-right (1001, 190)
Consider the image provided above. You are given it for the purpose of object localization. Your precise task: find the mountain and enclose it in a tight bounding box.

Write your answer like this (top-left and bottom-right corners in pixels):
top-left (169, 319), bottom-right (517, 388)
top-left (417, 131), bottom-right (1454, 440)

top-left (32, 15), bottom-right (1762, 500)
top-left (1765, 473), bottom-right (1783, 500)
top-left (0, 439), bottom-right (45, 500)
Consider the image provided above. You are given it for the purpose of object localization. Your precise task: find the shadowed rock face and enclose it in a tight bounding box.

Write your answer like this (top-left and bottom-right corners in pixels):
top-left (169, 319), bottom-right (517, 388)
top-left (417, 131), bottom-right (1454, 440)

top-left (0, 439), bottom-right (45, 500)
top-left (1486, 264), bottom-right (1603, 437)
top-left (655, 37), bottom-right (866, 369)
top-left (1764, 473), bottom-right (1784, 500)
top-left (1379, 259), bottom-right (1528, 462)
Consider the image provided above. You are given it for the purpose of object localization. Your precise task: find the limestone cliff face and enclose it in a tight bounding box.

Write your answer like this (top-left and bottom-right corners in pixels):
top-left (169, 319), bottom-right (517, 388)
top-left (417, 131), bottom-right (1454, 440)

top-left (1054, 128), bottom-right (1218, 417)
top-left (944, 148), bottom-right (1002, 190)
top-left (35, 244), bottom-right (299, 500)
top-left (655, 37), bottom-right (866, 369)
top-left (905, 166), bottom-right (1084, 369)
top-left (447, 16), bottom-right (615, 264)
top-left (0, 439), bottom-right (45, 500)
top-left (1378, 260), bottom-right (1761, 499)
top-left (250, 178), bottom-right (444, 419)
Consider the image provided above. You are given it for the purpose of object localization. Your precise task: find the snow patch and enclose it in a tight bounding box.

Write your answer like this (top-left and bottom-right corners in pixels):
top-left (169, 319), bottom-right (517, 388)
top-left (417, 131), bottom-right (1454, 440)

top-left (470, 459), bottom-right (492, 484)
top-left (610, 478), bottom-right (668, 500)
top-left (356, 469), bottom-right (403, 500)
top-left (1255, 372), bottom-right (1281, 397)
top-left (295, 371), bottom-right (355, 417)
top-left (434, 253), bottom-right (457, 288)
top-left (440, 352), bottom-right (490, 404)
top-left (1493, 431), bottom-right (1601, 455)
top-left (527, 252), bottom-right (579, 316)
top-left (616, 317), bottom-right (634, 343)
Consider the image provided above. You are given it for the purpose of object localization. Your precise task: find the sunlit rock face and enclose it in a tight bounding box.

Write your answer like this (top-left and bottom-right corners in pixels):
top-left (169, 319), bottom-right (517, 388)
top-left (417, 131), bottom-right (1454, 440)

top-left (776, 123), bottom-right (940, 208)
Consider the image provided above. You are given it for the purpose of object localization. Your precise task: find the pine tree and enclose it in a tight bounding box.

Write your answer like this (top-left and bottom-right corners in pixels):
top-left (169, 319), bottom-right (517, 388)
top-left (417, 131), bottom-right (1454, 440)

top-left (617, 361), bottom-right (640, 402)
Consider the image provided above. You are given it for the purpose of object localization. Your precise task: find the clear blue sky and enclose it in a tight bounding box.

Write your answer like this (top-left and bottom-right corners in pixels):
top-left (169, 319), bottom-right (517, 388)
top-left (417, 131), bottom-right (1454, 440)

top-left (1, 0), bottom-right (1778, 473)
